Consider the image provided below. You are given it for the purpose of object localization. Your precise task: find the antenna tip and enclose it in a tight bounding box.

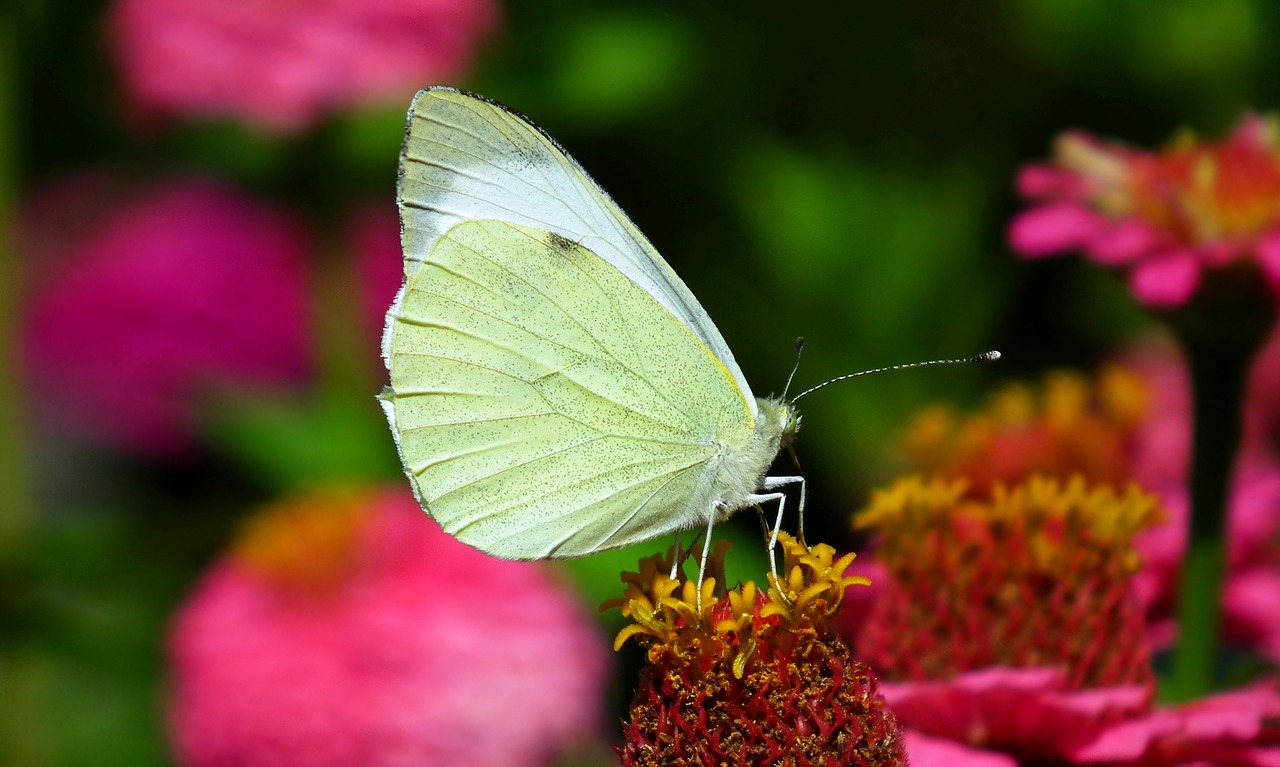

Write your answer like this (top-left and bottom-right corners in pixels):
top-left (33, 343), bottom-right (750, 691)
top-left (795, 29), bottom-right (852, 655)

top-left (979, 350), bottom-right (1002, 362)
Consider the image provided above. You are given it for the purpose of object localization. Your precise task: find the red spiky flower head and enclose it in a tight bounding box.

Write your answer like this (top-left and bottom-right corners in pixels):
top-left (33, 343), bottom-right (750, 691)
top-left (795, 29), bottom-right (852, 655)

top-left (606, 534), bottom-right (906, 767)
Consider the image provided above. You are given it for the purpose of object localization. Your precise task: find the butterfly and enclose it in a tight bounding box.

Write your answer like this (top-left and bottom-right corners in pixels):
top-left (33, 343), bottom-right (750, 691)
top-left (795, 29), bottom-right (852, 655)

top-left (379, 87), bottom-right (804, 584)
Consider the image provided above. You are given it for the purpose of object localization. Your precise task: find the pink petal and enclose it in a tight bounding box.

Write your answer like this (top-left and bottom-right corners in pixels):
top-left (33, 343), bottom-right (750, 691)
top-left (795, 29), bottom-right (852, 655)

top-left (1199, 240), bottom-right (1244, 266)
top-left (1015, 165), bottom-right (1087, 198)
top-left (1085, 219), bottom-right (1164, 265)
top-left (1230, 113), bottom-right (1273, 149)
top-left (1007, 203), bottom-right (1104, 258)
top-left (1070, 685), bottom-right (1280, 762)
top-left (882, 668), bottom-right (1149, 760)
top-left (1224, 569), bottom-right (1280, 663)
top-left (1255, 229), bottom-right (1280, 298)
top-left (903, 730), bottom-right (1018, 767)
top-left (1128, 250), bottom-right (1202, 307)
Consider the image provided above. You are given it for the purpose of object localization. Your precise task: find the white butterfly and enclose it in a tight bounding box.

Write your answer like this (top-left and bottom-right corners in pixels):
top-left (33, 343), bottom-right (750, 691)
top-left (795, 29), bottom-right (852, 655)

top-left (380, 87), bottom-right (803, 583)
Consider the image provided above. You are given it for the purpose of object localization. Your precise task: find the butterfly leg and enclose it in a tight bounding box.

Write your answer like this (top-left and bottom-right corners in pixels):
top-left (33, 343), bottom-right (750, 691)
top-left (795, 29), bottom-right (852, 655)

top-left (695, 514), bottom-right (717, 613)
top-left (670, 530), bottom-right (683, 580)
top-left (752, 475), bottom-right (805, 588)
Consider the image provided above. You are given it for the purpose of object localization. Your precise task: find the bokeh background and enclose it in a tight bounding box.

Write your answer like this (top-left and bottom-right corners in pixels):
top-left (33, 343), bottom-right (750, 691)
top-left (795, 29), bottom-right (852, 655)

top-left (4, 1), bottom-right (1279, 765)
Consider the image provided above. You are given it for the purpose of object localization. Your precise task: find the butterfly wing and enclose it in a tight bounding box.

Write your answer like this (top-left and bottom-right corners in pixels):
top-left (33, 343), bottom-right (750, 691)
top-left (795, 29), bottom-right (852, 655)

top-left (392, 86), bottom-right (756, 410)
top-left (382, 220), bottom-right (755, 558)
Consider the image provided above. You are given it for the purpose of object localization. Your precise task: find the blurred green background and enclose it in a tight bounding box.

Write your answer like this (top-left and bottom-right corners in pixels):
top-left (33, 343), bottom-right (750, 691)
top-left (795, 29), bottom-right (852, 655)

top-left (4, 0), bottom-right (1279, 764)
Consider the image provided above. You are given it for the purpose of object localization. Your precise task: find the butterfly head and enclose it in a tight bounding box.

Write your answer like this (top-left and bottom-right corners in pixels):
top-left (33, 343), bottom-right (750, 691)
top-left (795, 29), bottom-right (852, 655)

top-left (755, 397), bottom-right (801, 452)
top-left (780, 401), bottom-right (800, 449)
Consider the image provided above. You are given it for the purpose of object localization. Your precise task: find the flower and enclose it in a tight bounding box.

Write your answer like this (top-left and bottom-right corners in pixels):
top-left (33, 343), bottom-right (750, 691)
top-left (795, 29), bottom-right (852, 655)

top-left (106, 0), bottom-right (500, 132)
top-left (849, 474), bottom-right (1280, 766)
top-left (20, 175), bottom-right (310, 455)
top-left (606, 535), bottom-right (906, 766)
top-left (1009, 114), bottom-right (1280, 307)
top-left (168, 487), bottom-right (609, 767)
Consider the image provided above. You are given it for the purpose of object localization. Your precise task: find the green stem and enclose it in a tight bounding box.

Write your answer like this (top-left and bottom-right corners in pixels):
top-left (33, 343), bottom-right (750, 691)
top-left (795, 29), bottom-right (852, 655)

top-left (1163, 273), bottom-right (1274, 701)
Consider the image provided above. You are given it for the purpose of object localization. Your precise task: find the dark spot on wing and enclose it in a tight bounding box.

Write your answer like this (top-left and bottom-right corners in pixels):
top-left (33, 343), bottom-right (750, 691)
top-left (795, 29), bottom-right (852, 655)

top-left (547, 231), bottom-right (577, 254)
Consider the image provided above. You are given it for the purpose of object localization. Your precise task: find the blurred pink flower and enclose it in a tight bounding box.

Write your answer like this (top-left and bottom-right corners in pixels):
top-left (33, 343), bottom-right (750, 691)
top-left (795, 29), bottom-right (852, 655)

top-left (348, 203), bottom-right (403, 356)
top-left (107, 0), bottom-right (499, 131)
top-left (20, 175), bottom-right (310, 455)
top-left (1009, 115), bottom-right (1280, 307)
top-left (168, 487), bottom-right (610, 767)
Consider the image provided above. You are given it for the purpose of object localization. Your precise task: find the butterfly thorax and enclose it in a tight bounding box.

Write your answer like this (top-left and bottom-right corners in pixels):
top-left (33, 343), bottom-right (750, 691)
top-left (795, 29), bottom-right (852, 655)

top-left (709, 397), bottom-right (799, 521)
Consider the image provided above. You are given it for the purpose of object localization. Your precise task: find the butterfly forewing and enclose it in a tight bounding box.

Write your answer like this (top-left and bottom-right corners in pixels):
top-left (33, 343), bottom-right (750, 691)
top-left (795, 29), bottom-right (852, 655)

top-left (394, 87), bottom-right (755, 407)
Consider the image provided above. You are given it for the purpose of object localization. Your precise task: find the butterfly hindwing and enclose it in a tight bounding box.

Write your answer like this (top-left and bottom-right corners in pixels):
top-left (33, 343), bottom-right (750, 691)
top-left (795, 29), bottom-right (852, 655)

top-left (383, 219), bottom-right (756, 558)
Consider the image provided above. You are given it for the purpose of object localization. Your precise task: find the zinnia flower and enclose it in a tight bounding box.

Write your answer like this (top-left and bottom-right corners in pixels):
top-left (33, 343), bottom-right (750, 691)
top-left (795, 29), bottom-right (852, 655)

top-left (168, 486), bottom-right (610, 767)
top-left (107, 0), bottom-right (500, 132)
top-left (892, 361), bottom-right (1280, 664)
top-left (1009, 114), bottom-right (1280, 307)
top-left (20, 175), bottom-right (310, 455)
top-left (849, 475), bottom-right (1280, 765)
top-left (606, 535), bottom-right (907, 766)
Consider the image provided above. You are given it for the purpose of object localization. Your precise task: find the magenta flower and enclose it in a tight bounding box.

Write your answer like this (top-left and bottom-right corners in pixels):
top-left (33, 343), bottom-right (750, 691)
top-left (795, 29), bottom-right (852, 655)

top-left (20, 175), bottom-right (310, 455)
top-left (107, 0), bottom-right (499, 132)
top-left (1009, 115), bottom-right (1280, 307)
top-left (348, 203), bottom-right (403, 357)
top-left (168, 487), bottom-right (610, 767)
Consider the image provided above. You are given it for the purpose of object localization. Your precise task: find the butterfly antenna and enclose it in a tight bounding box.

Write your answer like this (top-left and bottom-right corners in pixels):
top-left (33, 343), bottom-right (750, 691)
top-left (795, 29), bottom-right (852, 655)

top-left (792, 350), bottom-right (1001, 402)
top-left (781, 337), bottom-right (806, 400)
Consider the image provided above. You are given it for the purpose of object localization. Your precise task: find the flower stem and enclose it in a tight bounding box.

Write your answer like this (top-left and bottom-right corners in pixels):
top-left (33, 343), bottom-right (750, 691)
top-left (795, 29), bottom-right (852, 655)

top-left (1164, 274), bottom-right (1274, 701)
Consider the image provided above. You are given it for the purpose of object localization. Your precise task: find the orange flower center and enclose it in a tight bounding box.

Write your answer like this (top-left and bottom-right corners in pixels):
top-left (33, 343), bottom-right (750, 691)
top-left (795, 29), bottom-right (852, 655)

top-left (232, 488), bottom-right (369, 594)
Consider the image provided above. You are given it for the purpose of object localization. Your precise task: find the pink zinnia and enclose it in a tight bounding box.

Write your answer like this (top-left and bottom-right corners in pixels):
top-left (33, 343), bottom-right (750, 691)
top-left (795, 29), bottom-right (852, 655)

top-left (168, 487), bottom-right (610, 767)
top-left (849, 475), bottom-right (1280, 765)
top-left (889, 358), bottom-right (1280, 664)
top-left (20, 175), bottom-right (310, 455)
top-left (1009, 114), bottom-right (1280, 307)
top-left (107, 0), bottom-right (500, 132)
